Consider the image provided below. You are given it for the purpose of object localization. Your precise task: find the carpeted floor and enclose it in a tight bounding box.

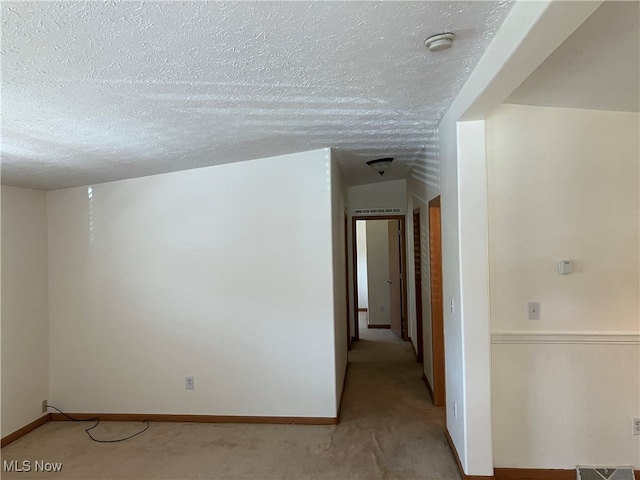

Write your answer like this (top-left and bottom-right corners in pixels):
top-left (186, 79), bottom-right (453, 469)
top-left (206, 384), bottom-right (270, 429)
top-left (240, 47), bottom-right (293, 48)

top-left (1, 315), bottom-right (460, 479)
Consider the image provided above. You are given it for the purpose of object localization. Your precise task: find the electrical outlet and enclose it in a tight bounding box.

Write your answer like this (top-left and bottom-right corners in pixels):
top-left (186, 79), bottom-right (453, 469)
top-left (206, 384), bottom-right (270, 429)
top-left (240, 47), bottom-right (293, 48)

top-left (632, 417), bottom-right (640, 435)
top-left (528, 302), bottom-right (540, 320)
top-left (42, 400), bottom-right (48, 413)
top-left (185, 376), bottom-right (195, 390)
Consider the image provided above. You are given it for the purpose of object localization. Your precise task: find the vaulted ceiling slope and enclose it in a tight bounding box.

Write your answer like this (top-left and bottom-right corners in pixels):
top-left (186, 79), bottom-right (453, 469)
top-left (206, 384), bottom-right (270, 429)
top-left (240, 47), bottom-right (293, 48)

top-left (506, 1), bottom-right (639, 113)
top-left (1, 1), bottom-right (514, 190)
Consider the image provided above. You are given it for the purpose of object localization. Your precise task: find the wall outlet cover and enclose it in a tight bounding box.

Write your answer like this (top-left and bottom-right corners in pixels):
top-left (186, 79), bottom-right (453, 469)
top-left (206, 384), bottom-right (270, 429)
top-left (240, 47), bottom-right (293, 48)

top-left (528, 301), bottom-right (540, 320)
top-left (42, 400), bottom-right (48, 413)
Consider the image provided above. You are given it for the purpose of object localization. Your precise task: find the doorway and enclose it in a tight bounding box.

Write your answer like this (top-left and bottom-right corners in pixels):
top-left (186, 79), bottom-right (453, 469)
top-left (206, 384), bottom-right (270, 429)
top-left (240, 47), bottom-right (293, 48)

top-left (351, 215), bottom-right (408, 342)
top-left (428, 197), bottom-right (445, 407)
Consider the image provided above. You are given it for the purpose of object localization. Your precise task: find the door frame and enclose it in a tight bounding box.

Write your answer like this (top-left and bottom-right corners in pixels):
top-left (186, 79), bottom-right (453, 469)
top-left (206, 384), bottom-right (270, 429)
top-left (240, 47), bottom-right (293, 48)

top-left (387, 219), bottom-right (403, 340)
top-left (344, 212), bottom-right (352, 350)
top-left (428, 196), bottom-right (445, 407)
top-left (351, 215), bottom-right (408, 342)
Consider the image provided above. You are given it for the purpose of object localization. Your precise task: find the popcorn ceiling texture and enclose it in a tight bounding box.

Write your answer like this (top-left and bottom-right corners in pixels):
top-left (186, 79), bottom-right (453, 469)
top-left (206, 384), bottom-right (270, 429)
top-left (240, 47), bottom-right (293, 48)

top-left (1, 1), bottom-right (513, 190)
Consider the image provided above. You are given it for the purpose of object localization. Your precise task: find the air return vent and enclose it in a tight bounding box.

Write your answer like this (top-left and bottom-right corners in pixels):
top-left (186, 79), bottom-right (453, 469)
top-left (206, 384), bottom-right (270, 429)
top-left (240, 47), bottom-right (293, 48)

top-left (577, 467), bottom-right (634, 480)
top-left (354, 208), bottom-right (401, 215)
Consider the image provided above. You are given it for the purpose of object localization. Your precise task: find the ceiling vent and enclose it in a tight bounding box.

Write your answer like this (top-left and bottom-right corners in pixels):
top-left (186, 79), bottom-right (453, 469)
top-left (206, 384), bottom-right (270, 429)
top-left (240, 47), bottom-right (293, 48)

top-left (354, 208), bottom-right (402, 215)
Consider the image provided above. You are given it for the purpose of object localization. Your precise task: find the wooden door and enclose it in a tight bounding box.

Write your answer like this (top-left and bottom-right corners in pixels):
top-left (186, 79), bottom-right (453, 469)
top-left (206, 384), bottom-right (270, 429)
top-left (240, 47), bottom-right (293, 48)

top-left (413, 209), bottom-right (424, 363)
top-left (388, 220), bottom-right (402, 339)
top-left (428, 197), bottom-right (445, 407)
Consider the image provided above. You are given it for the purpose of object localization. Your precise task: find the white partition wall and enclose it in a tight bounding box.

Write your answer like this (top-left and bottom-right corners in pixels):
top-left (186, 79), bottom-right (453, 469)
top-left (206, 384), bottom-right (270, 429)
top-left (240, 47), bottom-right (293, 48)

top-left (47, 149), bottom-right (339, 418)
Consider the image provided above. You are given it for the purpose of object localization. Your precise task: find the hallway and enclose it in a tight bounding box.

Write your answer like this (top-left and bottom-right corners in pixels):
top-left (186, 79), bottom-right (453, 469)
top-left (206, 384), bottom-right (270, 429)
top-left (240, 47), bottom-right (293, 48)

top-left (1, 314), bottom-right (460, 480)
top-left (335, 312), bottom-right (459, 479)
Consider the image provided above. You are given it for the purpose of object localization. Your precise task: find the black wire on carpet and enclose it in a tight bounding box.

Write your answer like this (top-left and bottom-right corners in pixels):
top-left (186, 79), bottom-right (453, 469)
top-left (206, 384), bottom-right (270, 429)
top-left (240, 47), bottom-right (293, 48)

top-left (46, 405), bottom-right (149, 443)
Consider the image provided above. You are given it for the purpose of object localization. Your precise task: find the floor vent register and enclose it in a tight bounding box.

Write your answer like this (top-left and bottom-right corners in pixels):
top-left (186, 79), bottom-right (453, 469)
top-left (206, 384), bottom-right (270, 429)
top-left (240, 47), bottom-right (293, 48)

top-left (577, 467), bottom-right (634, 480)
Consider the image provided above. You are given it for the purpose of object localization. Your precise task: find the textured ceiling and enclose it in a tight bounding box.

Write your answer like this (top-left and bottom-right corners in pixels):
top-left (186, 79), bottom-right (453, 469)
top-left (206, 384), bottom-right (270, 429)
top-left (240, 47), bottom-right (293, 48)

top-left (1, 1), bottom-right (514, 190)
top-left (506, 1), bottom-right (639, 113)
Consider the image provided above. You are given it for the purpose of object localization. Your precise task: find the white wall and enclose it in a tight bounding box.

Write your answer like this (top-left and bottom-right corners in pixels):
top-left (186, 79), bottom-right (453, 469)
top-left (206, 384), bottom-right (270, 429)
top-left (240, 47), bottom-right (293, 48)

top-left (488, 105), bottom-right (639, 333)
top-left (438, 114), bottom-right (478, 471)
top-left (366, 220), bottom-right (391, 326)
top-left (47, 149), bottom-right (339, 418)
top-left (1, 186), bottom-right (49, 437)
top-left (348, 179), bottom-right (406, 212)
top-left (356, 221), bottom-right (368, 310)
top-left (488, 104), bottom-right (640, 468)
top-left (456, 120), bottom-right (494, 472)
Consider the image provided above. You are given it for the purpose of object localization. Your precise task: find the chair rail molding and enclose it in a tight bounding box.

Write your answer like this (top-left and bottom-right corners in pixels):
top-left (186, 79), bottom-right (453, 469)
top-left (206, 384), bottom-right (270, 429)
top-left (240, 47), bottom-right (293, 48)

top-left (491, 332), bottom-right (640, 345)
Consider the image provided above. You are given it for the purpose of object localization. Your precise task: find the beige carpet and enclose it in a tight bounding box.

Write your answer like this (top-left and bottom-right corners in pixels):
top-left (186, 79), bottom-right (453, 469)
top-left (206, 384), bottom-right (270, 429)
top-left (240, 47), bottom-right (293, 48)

top-left (1, 317), bottom-right (460, 479)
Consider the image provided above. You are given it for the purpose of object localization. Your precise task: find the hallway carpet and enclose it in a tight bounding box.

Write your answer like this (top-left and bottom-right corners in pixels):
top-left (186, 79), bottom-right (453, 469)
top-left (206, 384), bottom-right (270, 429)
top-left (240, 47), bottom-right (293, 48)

top-left (1, 321), bottom-right (460, 479)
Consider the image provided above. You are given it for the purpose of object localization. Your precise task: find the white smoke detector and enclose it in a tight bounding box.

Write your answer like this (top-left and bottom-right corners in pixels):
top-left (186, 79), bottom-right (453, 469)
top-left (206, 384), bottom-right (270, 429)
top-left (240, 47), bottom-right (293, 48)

top-left (424, 32), bottom-right (455, 52)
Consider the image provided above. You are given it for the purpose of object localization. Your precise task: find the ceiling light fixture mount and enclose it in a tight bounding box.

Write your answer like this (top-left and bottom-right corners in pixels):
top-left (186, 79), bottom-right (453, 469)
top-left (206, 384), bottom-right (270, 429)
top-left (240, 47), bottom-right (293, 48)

top-left (424, 32), bottom-right (455, 52)
top-left (366, 157), bottom-right (394, 176)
